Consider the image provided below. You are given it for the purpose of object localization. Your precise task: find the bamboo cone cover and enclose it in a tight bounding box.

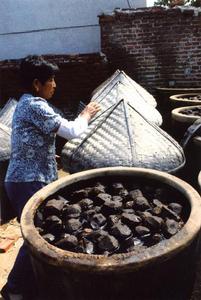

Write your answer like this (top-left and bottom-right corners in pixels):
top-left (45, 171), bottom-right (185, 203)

top-left (0, 123), bottom-right (11, 161)
top-left (0, 99), bottom-right (15, 161)
top-left (62, 99), bottom-right (185, 174)
top-left (0, 98), bottom-right (17, 128)
top-left (78, 70), bottom-right (161, 124)
top-left (91, 69), bottom-right (157, 108)
top-left (91, 80), bottom-right (162, 126)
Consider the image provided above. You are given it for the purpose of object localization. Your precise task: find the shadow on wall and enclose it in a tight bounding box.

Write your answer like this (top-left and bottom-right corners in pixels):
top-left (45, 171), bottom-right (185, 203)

top-left (105, 44), bottom-right (140, 83)
top-left (0, 54), bottom-right (111, 111)
top-left (0, 67), bottom-right (22, 106)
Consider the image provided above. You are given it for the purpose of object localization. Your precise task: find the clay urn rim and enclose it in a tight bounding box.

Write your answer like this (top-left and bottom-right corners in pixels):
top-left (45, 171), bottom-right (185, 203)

top-left (155, 87), bottom-right (201, 91)
top-left (171, 105), bottom-right (201, 123)
top-left (21, 167), bottom-right (201, 273)
top-left (170, 93), bottom-right (201, 104)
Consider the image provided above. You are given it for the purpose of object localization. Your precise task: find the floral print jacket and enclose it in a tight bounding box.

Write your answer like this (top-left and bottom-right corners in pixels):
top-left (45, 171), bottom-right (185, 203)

top-left (5, 94), bottom-right (62, 183)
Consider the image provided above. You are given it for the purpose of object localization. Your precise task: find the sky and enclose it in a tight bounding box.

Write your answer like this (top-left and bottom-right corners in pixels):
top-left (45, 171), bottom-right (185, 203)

top-left (128, 0), bottom-right (156, 8)
top-left (146, 0), bottom-right (155, 6)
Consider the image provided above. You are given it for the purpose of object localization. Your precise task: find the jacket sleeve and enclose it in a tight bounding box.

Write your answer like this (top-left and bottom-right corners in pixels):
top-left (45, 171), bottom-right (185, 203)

top-left (56, 115), bottom-right (88, 140)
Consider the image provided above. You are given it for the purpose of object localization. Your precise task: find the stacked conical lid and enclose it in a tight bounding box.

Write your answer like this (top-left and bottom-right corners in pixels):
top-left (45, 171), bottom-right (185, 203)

top-left (0, 123), bottom-right (11, 161)
top-left (91, 69), bottom-right (157, 107)
top-left (0, 98), bottom-right (17, 161)
top-left (0, 98), bottom-right (17, 128)
top-left (62, 70), bottom-right (185, 174)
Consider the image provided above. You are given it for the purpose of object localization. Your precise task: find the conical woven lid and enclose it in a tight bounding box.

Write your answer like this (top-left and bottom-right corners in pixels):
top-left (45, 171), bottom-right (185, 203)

top-left (0, 98), bottom-right (17, 128)
top-left (0, 123), bottom-right (11, 161)
top-left (91, 80), bottom-right (162, 126)
top-left (92, 69), bottom-right (157, 108)
top-left (62, 99), bottom-right (185, 174)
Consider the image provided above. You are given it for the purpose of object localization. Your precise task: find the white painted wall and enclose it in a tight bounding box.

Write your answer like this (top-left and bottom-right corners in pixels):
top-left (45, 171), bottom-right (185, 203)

top-left (0, 0), bottom-right (146, 60)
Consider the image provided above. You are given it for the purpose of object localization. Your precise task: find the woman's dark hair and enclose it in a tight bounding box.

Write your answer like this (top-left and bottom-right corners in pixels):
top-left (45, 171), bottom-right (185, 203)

top-left (20, 55), bottom-right (59, 90)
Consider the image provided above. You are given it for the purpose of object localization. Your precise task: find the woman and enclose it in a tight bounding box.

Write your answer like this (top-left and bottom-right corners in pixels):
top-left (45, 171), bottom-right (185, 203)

top-left (1, 55), bottom-right (100, 300)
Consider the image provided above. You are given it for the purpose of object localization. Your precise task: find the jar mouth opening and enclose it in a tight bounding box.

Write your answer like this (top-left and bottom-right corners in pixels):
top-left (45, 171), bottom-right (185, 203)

top-left (171, 105), bottom-right (201, 121)
top-left (170, 93), bottom-right (201, 101)
top-left (21, 167), bottom-right (201, 272)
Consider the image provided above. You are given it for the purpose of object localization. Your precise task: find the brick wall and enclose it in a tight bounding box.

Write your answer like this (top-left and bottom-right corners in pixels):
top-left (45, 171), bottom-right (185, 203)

top-left (0, 53), bottom-right (110, 112)
top-left (99, 7), bottom-right (201, 95)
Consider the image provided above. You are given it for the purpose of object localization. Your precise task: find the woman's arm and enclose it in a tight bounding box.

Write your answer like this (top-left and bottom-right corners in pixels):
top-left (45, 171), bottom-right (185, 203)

top-left (56, 101), bottom-right (101, 140)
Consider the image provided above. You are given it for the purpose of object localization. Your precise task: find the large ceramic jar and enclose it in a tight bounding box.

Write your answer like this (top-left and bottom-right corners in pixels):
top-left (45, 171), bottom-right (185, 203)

top-left (171, 105), bottom-right (201, 141)
top-left (179, 133), bottom-right (201, 190)
top-left (21, 167), bottom-right (201, 300)
top-left (155, 87), bottom-right (201, 134)
top-left (193, 137), bottom-right (201, 189)
top-left (170, 93), bottom-right (201, 110)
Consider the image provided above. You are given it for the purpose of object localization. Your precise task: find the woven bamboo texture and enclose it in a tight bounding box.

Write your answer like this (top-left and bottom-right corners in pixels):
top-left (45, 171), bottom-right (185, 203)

top-left (90, 70), bottom-right (162, 127)
top-left (0, 123), bottom-right (11, 162)
top-left (91, 70), bottom-right (157, 108)
top-left (62, 99), bottom-right (185, 174)
top-left (0, 98), bottom-right (17, 128)
top-left (92, 80), bottom-right (162, 126)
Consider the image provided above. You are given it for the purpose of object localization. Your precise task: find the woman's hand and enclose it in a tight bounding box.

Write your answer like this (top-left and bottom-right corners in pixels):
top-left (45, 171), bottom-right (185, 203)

top-left (80, 101), bottom-right (101, 122)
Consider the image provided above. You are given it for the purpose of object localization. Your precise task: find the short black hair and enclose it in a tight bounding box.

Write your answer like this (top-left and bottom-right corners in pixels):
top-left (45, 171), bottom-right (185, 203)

top-left (20, 55), bottom-right (59, 90)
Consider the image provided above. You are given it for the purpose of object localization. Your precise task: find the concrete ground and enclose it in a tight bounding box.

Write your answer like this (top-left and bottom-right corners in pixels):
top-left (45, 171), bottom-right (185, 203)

top-left (0, 218), bottom-right (23, 298)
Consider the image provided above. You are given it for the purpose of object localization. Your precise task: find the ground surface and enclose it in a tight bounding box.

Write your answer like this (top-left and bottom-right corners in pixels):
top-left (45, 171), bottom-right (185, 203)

top-left (0, 168), bottom-right (68, 300)
top-left (0, 218), bottom-right (23, 297)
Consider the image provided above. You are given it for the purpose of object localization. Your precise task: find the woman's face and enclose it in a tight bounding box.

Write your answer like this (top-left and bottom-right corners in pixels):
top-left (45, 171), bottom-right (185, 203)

top-left (34, 76), bottom-right (56, 100)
